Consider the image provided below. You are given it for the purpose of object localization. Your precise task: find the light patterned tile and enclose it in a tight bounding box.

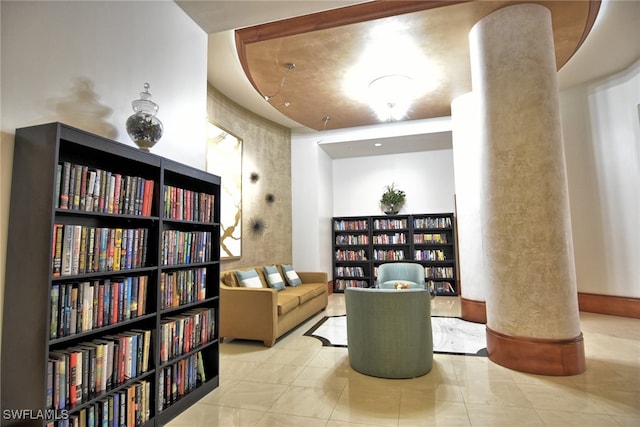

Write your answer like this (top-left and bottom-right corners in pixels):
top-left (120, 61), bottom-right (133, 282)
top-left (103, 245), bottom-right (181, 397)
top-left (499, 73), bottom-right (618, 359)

top-left (292, 365), bottom-right (350, 391)
top-left (254, 412), bottom-right (328, 427)
top-left (165, 402), bottom-right (264, 427)
top-left (269, 385), bottom-right (342, 418)
top-left (460, 379), bottom-right (532, 407)
top-left (535, 409), bottom-right (621, 426)
top-left (326, 421), bottom-right (391, 427)
top-left (244, 360), bottom-right (305, 385)
top-left (331, 382), bottom-right (402, 426)
top-left (465, 403), bottom-right (544, 426)
top-left (517, 382), bottom-right (610, 413)
top-left (199, 380), bottom-right (287, 411)
top-left (611, 414), bottom-right (640, 427)
top-left (398, 395), bottom-right (471, 427)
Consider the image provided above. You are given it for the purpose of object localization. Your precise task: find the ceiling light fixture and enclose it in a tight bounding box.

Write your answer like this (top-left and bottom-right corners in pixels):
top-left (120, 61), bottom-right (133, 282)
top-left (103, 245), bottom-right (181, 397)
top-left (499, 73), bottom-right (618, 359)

top-left (368, 74), bottom-right (414, 121)
top-left (263, 62), bottom-right (295, 102)
top-left (342, 21), bottom-right (438, 123)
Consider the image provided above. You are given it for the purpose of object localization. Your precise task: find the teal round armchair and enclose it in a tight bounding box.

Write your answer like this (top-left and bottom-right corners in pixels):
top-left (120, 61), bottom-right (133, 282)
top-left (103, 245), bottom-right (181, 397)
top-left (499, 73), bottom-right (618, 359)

top-left (377, 262), bottom-right (425, 289)
top-left (345, 287), bottom-right (433, 378)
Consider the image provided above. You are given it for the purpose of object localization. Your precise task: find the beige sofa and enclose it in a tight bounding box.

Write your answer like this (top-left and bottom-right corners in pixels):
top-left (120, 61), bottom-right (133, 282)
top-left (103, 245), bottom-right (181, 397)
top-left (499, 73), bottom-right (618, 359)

top-left (220, 265), bottom-right (328, 346)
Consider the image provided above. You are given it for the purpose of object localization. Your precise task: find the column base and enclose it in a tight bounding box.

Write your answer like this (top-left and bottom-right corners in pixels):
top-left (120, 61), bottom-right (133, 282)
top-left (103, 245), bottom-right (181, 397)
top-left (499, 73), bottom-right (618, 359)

top-left (486, 327), bottom-right (586, 376)
top-left (460, 297), bottom-right (487, 323)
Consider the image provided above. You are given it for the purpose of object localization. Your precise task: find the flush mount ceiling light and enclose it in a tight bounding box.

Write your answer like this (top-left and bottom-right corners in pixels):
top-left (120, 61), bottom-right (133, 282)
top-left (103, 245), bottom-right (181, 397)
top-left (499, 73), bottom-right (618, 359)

top-left (368, 74), bottom-right (415, 121)
top-left (343, 21), bottom-right (438, 122)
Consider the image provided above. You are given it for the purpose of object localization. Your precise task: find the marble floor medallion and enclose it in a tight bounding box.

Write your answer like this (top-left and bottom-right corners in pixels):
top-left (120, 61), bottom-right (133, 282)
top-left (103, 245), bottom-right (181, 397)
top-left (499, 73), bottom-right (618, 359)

top-left (305, 315), bottom-right (488, 356)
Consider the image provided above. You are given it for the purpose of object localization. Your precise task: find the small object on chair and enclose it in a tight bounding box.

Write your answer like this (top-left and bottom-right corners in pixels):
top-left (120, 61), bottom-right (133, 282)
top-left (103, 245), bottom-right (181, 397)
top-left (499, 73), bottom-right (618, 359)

top-left (394, 281), bottom-right (411, 289)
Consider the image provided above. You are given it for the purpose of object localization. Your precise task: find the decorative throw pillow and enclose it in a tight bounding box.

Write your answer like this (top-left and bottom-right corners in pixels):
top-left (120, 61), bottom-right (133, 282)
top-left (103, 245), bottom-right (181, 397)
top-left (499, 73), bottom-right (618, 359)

top-left (263, 265), bottom-right (285, 291)
top-left (235, 269), bottom-right (262, 288)
top-left (281, 264), bottom-right (302, 287)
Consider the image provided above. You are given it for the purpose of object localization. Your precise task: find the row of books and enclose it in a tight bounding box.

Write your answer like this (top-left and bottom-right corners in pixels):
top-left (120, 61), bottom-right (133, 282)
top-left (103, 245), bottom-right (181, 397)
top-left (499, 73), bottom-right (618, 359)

top-left (161, 230), bottom-right (212, 265)
top-left (425, 266), bottom-right (455, 279)
top-left (372, 249), bottom-right (406, 261)
top-left (47, 329), bottom-right (152, 410)
top-left (414, 233), bottom-right (448, 244)
top-left (372, 232), bottom-right (407, 244)
top-left (429, 281), bottom-right (456, 294)
top-left (163, 185), bottom-right (215, 223)
top-left (335, 234), bottom-right (369, 245)
top-left (52, 225), bottom-right (149, 277)
top-left (159, 307), bottom-right (216, 363)
top-left (160, 268), bottom-right (208, 310)
top-left (415, 249), bottom-right (447, 261)
top-left (335, 249), bottom-right (367, 261)
top-left (159, 352), bottom-right (206, 411)
top-left (56, 162), bottom-right (154, 217)
top-left (414, 217), bottom-right (452, 229)
top-left (372, 218), bottom-right (408, 230)
top-left (51, 276), bottom-right (149, 339)
top-left (334, 280), bottom-right (369, 290)
top-left (334, 219), bottom-right (368, 231)
top-left (335, 266), bottom-right (365, 277)
top-left (49, 380), bottom-right (151, 427)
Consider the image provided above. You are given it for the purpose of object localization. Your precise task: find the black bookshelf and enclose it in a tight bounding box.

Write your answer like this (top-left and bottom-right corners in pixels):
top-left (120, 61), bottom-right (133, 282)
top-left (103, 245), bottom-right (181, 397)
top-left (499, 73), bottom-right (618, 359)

top-left (331, 213), bottom-right (458, 295)
top-left (1, 123), bottom-right (220, 427)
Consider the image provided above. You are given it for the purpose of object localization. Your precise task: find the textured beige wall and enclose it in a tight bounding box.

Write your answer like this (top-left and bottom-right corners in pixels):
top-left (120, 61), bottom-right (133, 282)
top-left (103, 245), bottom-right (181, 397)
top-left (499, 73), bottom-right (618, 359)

top-left (207, 84), bottom-right (292, 271)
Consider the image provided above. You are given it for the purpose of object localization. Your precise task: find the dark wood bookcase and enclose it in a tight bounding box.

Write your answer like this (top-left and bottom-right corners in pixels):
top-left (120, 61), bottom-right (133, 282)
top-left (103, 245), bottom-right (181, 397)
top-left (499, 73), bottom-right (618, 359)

top-left (332, 213), bottom-right (458, 296)
top-left (1, 123), bottom-right (220, 426)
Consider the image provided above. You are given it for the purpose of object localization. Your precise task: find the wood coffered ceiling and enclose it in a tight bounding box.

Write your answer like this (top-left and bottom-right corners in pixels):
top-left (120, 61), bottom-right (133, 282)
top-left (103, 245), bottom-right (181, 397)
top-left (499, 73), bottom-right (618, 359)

top-left (235, 0), bottom-right (599, 131)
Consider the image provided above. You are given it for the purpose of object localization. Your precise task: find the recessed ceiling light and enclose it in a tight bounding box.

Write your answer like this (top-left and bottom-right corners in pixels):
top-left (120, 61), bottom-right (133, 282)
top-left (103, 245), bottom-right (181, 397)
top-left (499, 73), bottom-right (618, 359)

top-left (374, 143), bottom-right (382, 147)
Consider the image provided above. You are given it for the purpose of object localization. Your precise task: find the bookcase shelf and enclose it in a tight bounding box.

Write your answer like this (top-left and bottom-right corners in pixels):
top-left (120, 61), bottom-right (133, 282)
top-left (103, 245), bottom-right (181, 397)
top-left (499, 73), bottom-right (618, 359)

top-left (1, 123), bottom-right (220, 427)
top-left (332, 213), bottom-right (458, 295)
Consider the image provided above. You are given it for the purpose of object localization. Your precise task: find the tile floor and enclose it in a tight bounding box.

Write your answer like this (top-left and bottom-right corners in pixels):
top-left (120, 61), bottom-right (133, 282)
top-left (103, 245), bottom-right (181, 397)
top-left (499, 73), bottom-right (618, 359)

top-left (167, 294), bottom-right (640, 427)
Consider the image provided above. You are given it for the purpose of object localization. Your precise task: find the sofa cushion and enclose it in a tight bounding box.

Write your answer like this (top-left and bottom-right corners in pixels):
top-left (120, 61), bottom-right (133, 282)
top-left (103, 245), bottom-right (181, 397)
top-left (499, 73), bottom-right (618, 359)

top-left (236, 269), bottom-right (262, 288)
top-left (264, 265), bottom-right (285, 291)
top-left (282, 264), bottom-right (302, 286)
top-left (277, 293), bottom-right (300, 315)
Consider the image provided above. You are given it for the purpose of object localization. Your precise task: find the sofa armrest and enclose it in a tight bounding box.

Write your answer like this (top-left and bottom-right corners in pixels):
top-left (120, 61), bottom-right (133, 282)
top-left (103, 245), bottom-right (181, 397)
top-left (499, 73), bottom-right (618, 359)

top-left (219, 284), bottom-right (278, 346)
top-left (297, 271), bottom-right (328, 285)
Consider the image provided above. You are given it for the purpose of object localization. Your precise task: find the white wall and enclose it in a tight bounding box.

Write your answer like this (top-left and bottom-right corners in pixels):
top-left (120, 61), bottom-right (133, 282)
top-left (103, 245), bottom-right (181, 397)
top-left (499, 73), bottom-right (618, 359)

top-left (561, 59), bottom-right (640, 298)
top-left (1, 1), bottom-right (207, 167)
top-left (0, 0), bottom-right (207, 367)
top-left (291, 134), bottom-right (334, 274)
top-left (332, 150), bottom-right (455, 216)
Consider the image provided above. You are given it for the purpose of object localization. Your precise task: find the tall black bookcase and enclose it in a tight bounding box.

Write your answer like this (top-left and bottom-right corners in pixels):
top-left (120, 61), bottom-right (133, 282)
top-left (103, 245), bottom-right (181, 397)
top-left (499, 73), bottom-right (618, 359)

top-left (332, 213), bottom-right (458, 295)
top-left (1, 123), bottom-right (220, 426)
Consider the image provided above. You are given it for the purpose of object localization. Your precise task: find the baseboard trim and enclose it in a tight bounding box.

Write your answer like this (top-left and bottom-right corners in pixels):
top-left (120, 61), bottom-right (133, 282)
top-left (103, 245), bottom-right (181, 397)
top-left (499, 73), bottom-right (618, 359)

top-left (578, 292), bottom-right (639, 318)
top-left (460, 298), bottom-right (487, 323)
top-left (486, 327), bottom-right (585, 376)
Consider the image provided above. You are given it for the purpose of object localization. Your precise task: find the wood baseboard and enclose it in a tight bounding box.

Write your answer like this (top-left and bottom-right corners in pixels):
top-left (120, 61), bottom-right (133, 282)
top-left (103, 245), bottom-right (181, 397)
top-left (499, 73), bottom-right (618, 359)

top-left (460, 298), bottom-right (487, 323)
top-left (486, 327), bottom-right (586, 376)
top-left (578, 292), bottom-right (639, 318)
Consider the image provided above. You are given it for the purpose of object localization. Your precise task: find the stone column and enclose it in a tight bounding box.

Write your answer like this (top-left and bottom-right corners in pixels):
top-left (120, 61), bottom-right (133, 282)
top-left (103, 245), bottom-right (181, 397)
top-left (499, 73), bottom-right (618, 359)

top-left (451, 92), bottom-right (487, 323)
top-left (469, 4), bottom-right (585, 375)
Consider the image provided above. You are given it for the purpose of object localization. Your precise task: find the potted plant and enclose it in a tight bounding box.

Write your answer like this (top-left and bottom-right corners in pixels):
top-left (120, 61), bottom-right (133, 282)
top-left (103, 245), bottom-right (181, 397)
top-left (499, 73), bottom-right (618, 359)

top-left (380, 183), bottom-right (406, 215)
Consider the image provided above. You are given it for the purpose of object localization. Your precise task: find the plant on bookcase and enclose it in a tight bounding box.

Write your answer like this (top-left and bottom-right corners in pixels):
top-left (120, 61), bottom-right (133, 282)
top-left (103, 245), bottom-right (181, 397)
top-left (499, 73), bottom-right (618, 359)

top-left (380, 183), bottom-right (406, 215)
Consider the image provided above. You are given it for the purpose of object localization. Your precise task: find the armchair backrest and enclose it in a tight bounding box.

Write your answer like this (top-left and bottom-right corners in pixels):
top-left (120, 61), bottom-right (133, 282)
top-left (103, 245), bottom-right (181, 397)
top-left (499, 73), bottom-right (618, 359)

top-left (345, 287), bottom-right (433, 378)
top-left (377, 262), bottom-right (425, 288)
